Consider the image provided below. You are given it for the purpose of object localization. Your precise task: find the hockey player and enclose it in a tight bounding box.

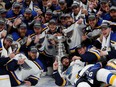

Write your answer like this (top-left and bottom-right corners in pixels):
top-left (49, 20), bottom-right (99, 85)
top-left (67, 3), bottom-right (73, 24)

top-left (53, 56), bottom-right (116, 87)
top-left (62, 14), bottom-right (83, 54)
top-left (71, 3), bottom-right (87, 21)
top-left (0, 34), bottom-right (14, 57)
top-left (0, 52), bottom-right (40, 86)
top-left (0, 19), bottom-right (7, 39)
top-left (27, 46), bottom-right (46, 72)
top-left (109, 6), bottom-right (116, 32)
top-left (12, 23), bottom-right (32, 54)
top-left (73, 43), bottom-right (101, 64)
top-left (13, 8), bottom-right (37, 35)
top-left (43, 19), bottom-right (61, 57)
top-left (95, 22), bottom-right (116, 51)
top-left (28, 22), bottom-right (47, 52)
top-left (6, 53), bottom-right (42, 86)
top-left (6, 2), bottom-right (23, 21)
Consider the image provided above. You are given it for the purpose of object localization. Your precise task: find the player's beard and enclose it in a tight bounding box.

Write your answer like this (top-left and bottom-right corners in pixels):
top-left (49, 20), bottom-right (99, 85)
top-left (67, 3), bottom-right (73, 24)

top-left (66, 21), bottom-right (73, 27)
top-left (4, 43), bottom-right (11, 49)
top-left (0, 26), bottom-right (4, 31)
top-left (112, 16), bottom-right (116, 20)
top-left (20, 33), bottom-right (26, 37)
top-left (25, 16), bottom-right (31, 20)
top-left (14, 10), bottom-right (20, 15)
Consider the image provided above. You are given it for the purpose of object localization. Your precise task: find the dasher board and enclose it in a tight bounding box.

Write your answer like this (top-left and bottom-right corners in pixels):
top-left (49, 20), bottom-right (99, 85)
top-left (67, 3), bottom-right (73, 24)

top-left (14, 76), bottom-right (72, 87)
top-left (0, 75), bottom-right (11, 87)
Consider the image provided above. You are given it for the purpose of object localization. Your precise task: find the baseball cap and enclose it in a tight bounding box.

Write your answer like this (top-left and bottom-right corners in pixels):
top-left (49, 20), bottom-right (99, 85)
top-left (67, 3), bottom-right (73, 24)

top-left (0, 8), bottom-right (7, 14)
top-left (25, 8), bottom-right (32, 14)
top-left (49, 19), bottom-right (56, 24)
top-left (100, 0), bottom-right (109, 4)
top-left (30, 46), bottom-right (38, 53)
top-left (59, 14), bottom-right (65, 19)
top-left (100, 22), bottom-right (110, 29)
top-left (88, 14), bottom-right (96, 20)
top-left (19, 23), bottom-right (27, 29)
top-left (59, 0), bottom-right (66, 4)
top-left (34, 23), bottom-right (41, 28)
top-left (61, 54), bottom-right (69, 62)
top-left (46, 9), bottom-right (52, 15)
top-left (12, 2), bottom-right (21, 8)
top-left (0, 20), bottom-right (5, 24)
top-left (76, 42), bottom-right (86, 49)
top-left (76, 44), bottom-right (84, 49)
top-left (71, 3), bottom-right (80, 8)
top-left (5, 35), bottom-right (13, 42)
top-left (65, 14), bottom-right (71, 18)
top-left (110, 6), bottom-right (116, 12)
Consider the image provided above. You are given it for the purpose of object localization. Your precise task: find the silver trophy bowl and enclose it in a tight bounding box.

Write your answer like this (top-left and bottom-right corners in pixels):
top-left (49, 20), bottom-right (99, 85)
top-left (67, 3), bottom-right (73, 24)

top-left (54, 35), bottom-right (66, 43)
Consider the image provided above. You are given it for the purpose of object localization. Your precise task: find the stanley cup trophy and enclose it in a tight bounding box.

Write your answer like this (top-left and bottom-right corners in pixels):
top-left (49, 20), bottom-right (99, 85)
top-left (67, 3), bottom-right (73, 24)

top-left (54, 35), bottom-right (67, 74)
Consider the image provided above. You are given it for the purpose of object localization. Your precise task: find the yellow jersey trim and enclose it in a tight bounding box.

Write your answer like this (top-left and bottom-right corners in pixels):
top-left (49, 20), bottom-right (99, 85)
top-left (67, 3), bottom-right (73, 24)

top-left (33, 61), bottom-right (42, 70)
top-left (10, 71), bottom-right (21, 85)
top-left (29, 76), bottom-right (39, 81)
top-left (89, 51), bottom-right (101, 60)
top-left (0, 78), bottom-right (9, 80)
top-left (110, 75), bottom-right (116, 85)
top-left (61, 78), bottom-right (66, 86)
top-left (107, 63), bottom-right (116, 70)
